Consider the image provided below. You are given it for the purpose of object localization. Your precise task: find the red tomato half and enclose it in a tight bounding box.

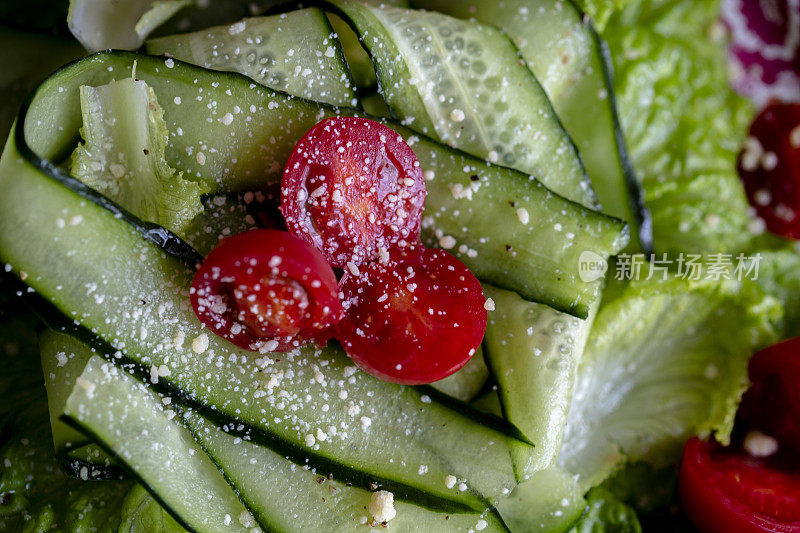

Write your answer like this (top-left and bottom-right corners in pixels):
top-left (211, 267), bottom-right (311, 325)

top-left (680, 437), bottom-right (800, 533)
top-left (281, 117), bottom-right (426, 268)
top-left (739, 337), bottom-right (800, 454)
top-left (738, 103), bottom-right (800, 239)
top-left (190, 229), bottom-right (342, 352)
top-left (336, 245), bottom-right (487, 385)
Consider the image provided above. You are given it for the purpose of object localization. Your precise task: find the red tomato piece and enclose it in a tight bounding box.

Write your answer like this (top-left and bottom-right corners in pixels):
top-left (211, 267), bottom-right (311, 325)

top-left (190, 229), bottom-right (342, 352)
top-left (738, 103), bottom-right (800, 239)
top-left (680, 437), bottom-right (800, 533)
top-left (336, 245), bottom-right (487, 385)
top-left (739, 337), bottom-right (800, 453)
top-left (281, 117), bottom-right (426, 268)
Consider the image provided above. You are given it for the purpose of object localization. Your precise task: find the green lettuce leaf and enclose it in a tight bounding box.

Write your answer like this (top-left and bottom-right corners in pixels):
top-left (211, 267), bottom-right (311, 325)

top-left (559, 277), bottom-right (781, 489)
top-left (748, 246), bottom-right (800, 338)
top-left (569, 488), bottom-right (642, 533)
top-left (605, 0), bottom-right (756, 256)
top-left (71, 76), bottom-right (206, 237)
top-left (599, 462), bottom-right (678, 515)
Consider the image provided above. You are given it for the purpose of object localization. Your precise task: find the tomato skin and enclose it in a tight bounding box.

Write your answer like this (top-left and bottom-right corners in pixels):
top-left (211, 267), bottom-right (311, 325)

top-left (680, 437), bottom-right (800, 533)
top-left (190, 229), bottom-right (342, 352)
top-left (281, 117), bottom-right (426, 268)
top-left (738, 103), bottom-right (800, 239)
top-left (336, 245), bottom-right (487, 385)
top-left (739, 337), bottom-right (800, 454)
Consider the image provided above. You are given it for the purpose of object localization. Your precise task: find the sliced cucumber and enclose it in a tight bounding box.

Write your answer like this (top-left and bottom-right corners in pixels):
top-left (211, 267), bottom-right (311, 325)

top-left (328, 0), bottom-right (596, 209)
top-left (20, 51), bottom-right (626, 316)
top-left (40, 329), bottom-right (123, 479)
top-left (482, 287), bottom-right (593, 472)
top-left (495, 466), bottom-right (586, 533)
top-left (62, 354), bottom-right (255, 532)
top-left (2, 83), bottom-right (535, 512)
top-left (147, 9), bottom-right (360, 108)
top-left (327, 0), bottom-right (410, 89)
top-left (183, 194), bottom-right (260, 256)
top-left (429, 346), bottom-right (489, 402)
top-left (415, 0), bottom-right (650, 251)
top-left (182, 409), bottom-right (509, 532)
top-left (52, 331), bottom-right (509, 532)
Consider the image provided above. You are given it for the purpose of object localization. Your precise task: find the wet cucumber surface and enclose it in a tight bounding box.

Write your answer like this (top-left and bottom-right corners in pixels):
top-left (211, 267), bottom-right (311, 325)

top-left (147, 8), bottom-right (360, 108)
top-left (329, 0), bottom-right (597, 209)
top-left (415, 0), bottom-right (650, 251)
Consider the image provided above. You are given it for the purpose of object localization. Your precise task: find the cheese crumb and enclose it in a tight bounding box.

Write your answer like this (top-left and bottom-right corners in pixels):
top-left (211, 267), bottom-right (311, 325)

top-left (445, 475), bottom-right (457, 489)
top-left (369, 491), bottom-right (397, 523)
top-left (439, 235), bottom-right (457, 249)
top-left (744, 430), bottom-right (778, 457)
top-left (791, 125), bottom-right (800, 148)
top-left (476, 519), bottom-right (488, 530)
top-left (196, 152), bottom-right (206, 166)
top-left (305, 433), bottom-right (316, 447)
top-left (164, 58), bottom-right (174, 68)
top-left (450, 108), bottom-right (466, 122)
top-left (221, 112), bottom-right (234, 126)
top-left (239, 510), bottom-right (256, 528)
top-left (516, 207), bottom-right (530, 225)
top-left (484, 298), bottom-right (495, 311)
top-left (75, 377), bottom-right (96, 399)
top-left (192, 334), bottom-right (209, 354)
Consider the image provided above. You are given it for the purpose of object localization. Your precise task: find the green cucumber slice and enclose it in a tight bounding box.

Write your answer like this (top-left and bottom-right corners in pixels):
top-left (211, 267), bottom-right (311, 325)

top-left (146, 9), bottom-right (360, 108)
top-left (2, 70), bottom-right (536, 512)
top-left (183, 194), bottom-right (260, 256)
top-left (429, 346), bottom-right (489, 402)
top-left (415, 0), bottom-right (650, 251)
top-left (62, 355), bottom-right (255, 532)
top-left (327, 0), bottom-right (597, 209)
top-left (327, 0), bottom-right (410, 89)
top-left (181, 409), bottom-right (509, 532)
top-left (482, 286), bottom-right (594, 472)
top-left (495, 466), bottom-right (586, 533)
top-left (20, 51), bottom-right (627, 316)
top-left (51, 331), bottom-right (509, 532)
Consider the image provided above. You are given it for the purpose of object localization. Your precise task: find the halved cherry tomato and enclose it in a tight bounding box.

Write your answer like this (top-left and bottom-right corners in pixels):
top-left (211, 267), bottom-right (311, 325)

top-left (739, 337), bottom-right (800, 454)
top-left (738, 102), bottom-right (800, 239)
top-left (680, 437), bottom-right (800, 533)
top-left (190, 229), bottom-right (342, 352)
top-left (281, 117), bottom-right (426, 268)
top-left (336, 245), bottom-right (487, 385)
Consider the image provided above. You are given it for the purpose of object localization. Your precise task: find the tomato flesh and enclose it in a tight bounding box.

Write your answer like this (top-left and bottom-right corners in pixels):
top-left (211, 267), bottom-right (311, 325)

top-left (680, 437), bottom-right (800, 533)
top-left (739, 337), bottom-right (800, 454)
top-left (281, 117), bottom-right (426, 268)
top-left (190, 229), bottom-right (342, 352)
top-left (738, 103), bottom-right (800, 239)
top-left (336, 245), bottom-right (487, 385)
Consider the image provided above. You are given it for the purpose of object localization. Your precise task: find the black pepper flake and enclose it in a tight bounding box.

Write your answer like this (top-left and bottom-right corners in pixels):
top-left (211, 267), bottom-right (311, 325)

top-left (346, 483), bottom-right (353, 487)
top-left (316, 476), bottom-right (325, 484)
top-left (445, 515), bottom-right (450, 521)
top-left (470, 174), bottom-right (479, 182)
top-left (508, 201), bottom-right (517, 207)
top-left (327, 473), bottom-right (333, 480)
top-left (143, 149), bottom-right (150, 156)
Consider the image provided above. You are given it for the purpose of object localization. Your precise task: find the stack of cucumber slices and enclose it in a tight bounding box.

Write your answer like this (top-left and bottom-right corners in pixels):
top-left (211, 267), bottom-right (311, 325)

top-left (0, 0), bottom-right (786, 532)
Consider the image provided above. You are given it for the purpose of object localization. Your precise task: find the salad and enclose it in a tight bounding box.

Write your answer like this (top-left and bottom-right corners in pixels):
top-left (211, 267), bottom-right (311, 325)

top-left (0, 0), bottom-right (799, 531)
